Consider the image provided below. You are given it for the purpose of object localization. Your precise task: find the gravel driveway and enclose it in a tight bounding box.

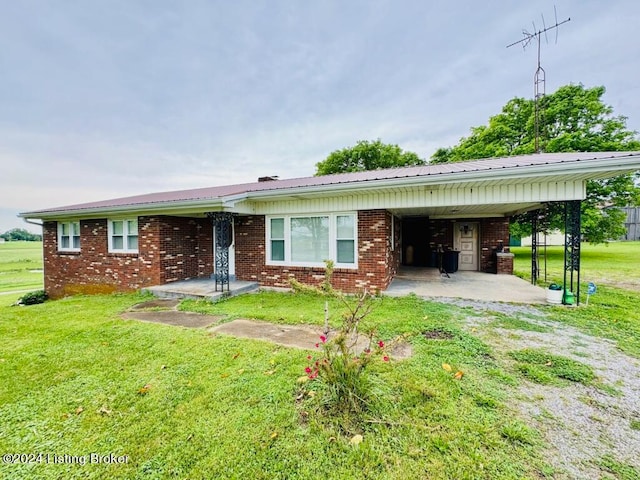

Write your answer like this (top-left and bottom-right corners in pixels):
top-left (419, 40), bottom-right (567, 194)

top-left (438, 298), bottom-right (640, 479)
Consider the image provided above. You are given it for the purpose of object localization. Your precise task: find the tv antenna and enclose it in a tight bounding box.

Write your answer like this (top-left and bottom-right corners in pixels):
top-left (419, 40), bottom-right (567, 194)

top-left (507, 6), bottom-right (570, 153)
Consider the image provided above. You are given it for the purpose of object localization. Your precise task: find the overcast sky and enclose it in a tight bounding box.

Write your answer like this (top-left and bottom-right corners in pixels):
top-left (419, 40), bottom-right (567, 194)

top-left (2, 0), bottom-right (639, 232)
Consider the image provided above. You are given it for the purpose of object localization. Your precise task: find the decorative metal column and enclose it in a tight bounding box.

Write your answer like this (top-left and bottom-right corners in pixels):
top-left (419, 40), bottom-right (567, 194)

top-left (207, 212), bottom-right (234, 292)
top-left (531, 210), bottom-right (540, 285)
top-left (563, 200), bottom-right (581, 305)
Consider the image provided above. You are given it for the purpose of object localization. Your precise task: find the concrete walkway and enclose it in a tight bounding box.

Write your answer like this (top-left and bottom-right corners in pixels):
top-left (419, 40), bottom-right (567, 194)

top-left (122, 300), bottom-right (411, 357)
top-left (210, 319), bottom-right (327, 350)
top-left (385, 267), bottom-right (547, 304)
top-left (211, 319), bottom-right (413, 358)
top-left (121, 299), bottom-right (224, 328)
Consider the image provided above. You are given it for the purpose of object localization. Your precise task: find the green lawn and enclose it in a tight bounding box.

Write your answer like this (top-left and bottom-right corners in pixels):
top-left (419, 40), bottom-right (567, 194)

top-left (511, 242), bottom-right (640, 358)
top-left (511, 241), bottom-right (640, 291)
top-left (0, 241), bottom-right (43, 299)
top-left (1, 241), bottom-right (639, 478)
top-left (1, 292), bottom-right (551, 479)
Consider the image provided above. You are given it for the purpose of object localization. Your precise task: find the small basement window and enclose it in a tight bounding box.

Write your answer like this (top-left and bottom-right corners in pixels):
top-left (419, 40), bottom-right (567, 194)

top-left (108, 218), bottom-right (139, 253)
top-left (58, 221), bottom-right (80, 252)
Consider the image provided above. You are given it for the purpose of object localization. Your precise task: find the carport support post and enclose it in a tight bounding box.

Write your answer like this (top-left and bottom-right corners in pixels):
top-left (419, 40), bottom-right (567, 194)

top-left (207, 212), bottom-right (234, 292)
top-left (563, 200), bottom-right (581, 305)
top-left (531, 210), bottom-right (540, 285)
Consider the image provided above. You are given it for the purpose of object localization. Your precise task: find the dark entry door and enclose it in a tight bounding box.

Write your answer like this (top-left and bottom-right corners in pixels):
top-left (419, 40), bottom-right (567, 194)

top-left (402, 218), bottom-right (430, 266)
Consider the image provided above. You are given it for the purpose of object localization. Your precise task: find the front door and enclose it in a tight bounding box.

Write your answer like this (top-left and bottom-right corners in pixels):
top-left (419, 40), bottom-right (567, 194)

top-left (454, 222), bottom-right (478, 271)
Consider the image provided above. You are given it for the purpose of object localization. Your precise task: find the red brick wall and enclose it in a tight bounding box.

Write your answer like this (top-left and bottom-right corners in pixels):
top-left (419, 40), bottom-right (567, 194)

top-left (158, 217), bottom-right (213, 283)
top-left (234, 215), bottom-right (265, 282)
top-left (42, 210), bottom-right (509, 298)
top-left (43, 216), bottom-right (213, 298)
top-left (234, 210), bottom-right (397, 292)
top-left (479, 218), bottom-right (511, 273)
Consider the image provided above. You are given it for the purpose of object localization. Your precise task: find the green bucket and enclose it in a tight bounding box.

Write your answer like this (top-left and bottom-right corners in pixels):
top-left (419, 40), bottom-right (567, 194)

top-left (563, 290), bottom-right (575, 305)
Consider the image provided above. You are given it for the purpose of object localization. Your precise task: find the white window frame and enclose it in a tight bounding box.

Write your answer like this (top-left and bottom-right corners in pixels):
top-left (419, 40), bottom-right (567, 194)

top-left (108, 218), bottom-right (139, 254)
top-left (266, 213), bottom-right (358, 269)
top-left (57, 221), bottom-right (81, 252)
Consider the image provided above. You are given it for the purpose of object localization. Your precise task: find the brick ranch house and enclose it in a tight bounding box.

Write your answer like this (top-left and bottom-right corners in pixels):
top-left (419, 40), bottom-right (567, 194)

top-left (20, 152), bottom-right (640, 298)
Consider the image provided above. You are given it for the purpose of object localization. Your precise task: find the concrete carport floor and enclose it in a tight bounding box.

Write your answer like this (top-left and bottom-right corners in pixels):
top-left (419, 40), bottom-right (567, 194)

top-left (384, 267), bottom-right (548, 304)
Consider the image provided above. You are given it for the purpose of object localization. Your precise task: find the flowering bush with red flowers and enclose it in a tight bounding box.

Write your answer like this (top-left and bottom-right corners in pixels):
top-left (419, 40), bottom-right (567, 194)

top-left (303, 288), bottom-right (389, 416)
top-left (292, 261), bottom-right (391, 416)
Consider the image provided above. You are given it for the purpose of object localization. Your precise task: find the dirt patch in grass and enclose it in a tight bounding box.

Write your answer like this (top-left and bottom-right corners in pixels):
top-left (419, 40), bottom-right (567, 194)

top-left (423, 329), bottom-right (455, 340)
top-left (596, 278), bottom-right (640, 292)
top-left (442, 298), bottom-right (640, 479)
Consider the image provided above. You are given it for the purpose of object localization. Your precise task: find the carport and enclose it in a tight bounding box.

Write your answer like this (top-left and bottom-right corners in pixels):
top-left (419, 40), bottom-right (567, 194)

top-left (384, 152), bottom-right (640, 305)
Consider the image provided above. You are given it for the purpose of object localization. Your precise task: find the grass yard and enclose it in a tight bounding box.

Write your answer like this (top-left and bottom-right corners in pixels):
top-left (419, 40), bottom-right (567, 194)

top-left (511, 241), bottom-right (640, 292)
top-left (0, 241), bottom-right (43, 300)
top-left (511, 241), bottom-right (640, 358)
top-left (1, 292), bottom-right (551, 479)
top-left (1, 241), bottom-right (639, 478)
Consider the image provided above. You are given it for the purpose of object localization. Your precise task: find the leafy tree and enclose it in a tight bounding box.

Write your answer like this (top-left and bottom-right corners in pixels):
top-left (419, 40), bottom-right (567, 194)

top-left (431, 84), bottom-right (640, 242)
top-left (316, 139), bottom-right (425, 175)
top-left (1, 228), bottom-right (42, 242)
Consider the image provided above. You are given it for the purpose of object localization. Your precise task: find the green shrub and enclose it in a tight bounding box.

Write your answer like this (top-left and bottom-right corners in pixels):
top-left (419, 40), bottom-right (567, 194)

top-left (17, 289), bottom-right (48, 305)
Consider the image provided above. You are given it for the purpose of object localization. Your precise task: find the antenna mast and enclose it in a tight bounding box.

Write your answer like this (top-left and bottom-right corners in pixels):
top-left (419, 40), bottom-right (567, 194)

top-left (507, 7), bottom-right (570, 153)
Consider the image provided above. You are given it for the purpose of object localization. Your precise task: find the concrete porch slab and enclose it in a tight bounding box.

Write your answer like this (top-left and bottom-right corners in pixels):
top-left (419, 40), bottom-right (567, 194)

top-left (385, 267), bottom-right (547, 304)
top-left (142, 278), bottom-right (259, 302)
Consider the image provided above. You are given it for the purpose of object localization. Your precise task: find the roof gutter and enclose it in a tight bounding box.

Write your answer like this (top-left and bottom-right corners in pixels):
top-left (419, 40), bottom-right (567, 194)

top-left (21, 218), bottom-right (43, 228)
